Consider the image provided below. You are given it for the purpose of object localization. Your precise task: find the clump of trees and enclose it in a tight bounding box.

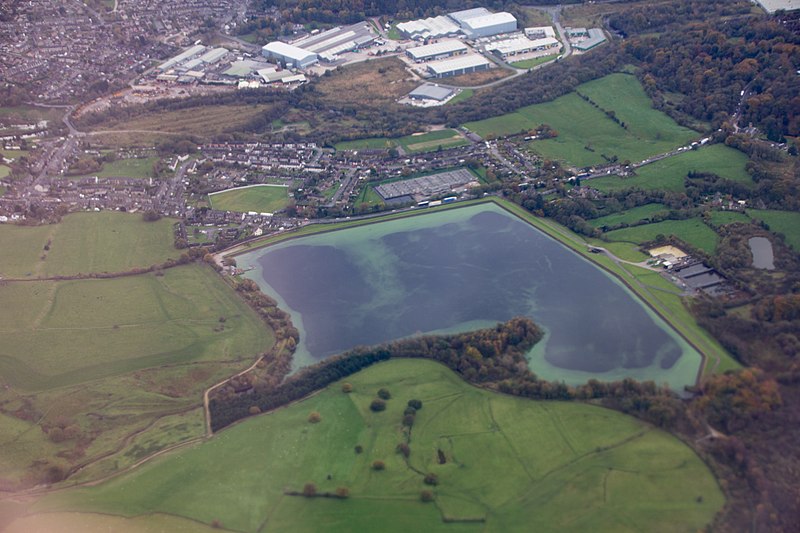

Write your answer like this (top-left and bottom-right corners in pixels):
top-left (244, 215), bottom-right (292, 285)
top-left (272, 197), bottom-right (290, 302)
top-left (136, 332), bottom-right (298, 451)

top-left (369, 399), bottom-right (386, 412)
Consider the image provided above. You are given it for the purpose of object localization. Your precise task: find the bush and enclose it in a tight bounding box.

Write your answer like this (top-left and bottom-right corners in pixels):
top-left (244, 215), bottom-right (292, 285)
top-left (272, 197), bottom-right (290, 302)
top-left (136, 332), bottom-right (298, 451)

top-left (372, 460), bottom-right (386, 471)
top-left (407, 399), bottom-right (422, 410)
top-left (420, 490), bottom-right (434, 502)
top-left (396, 442), bottom-right (410, 458)
top-left (370, 399), bottom-right (386, 412)
top-left (308, 411), bottom-right (322, 423)
top-left (423, 473), bottom-right (439, 486)
top-left (341, 382), bottom-right (353, 393)
top-left (354, 444), bottom-right (363, 454)
top-left (303, 483), bottom-right (317, 497)
top-left (248, 405), bottom-right (261, 415)
top-left (402, 414), bottom-right (415, 427)
top-left (335, 487), bottom-right (350, 499)
top-left (403, 406), bottom-right (417, 416)
top-left (377, 388), bottom-right (391, 400)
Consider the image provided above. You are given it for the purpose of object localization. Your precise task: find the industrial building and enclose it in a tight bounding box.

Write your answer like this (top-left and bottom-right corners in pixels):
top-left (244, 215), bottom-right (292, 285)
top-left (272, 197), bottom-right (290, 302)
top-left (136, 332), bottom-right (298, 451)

top-left (291, 22), bottom-right (376, 62)
top-left (458, 12), bottom-right (517, 38)
top-left (525, 26), bottom-right (556, 39)
top-left (487, 36), bottom-right (559, 59)
top-left (408, 84), bottom-right (455, 102)
top-left (156, 44), bottom-right (206, 72)
top-left (427, 54), bottom-right (490, 78)
top-left (262, 41), bottom-right (318, 69)
top-left (406, 40), bottom-right (467, 62)
top-left (448, 8), bottom-right (492, 26)
top-left (572, 28), bottom-right (607, 51)
top-left (397, 15), bottom-right (461, 40)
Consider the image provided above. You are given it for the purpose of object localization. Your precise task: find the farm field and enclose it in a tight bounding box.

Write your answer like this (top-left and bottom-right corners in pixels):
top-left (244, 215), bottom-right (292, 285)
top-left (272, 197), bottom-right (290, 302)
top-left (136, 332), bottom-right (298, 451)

top-left (209, 184), bottom-right (290, 214)
top-left (0, 211), bottom-right (178, 278)
top-left (590, 144), bottom-right (753, 192)
top-left (748, 209), bottom-right (800, 251)
top-left (709, 210), bottom-right (751, 227)
top-left (589, 203), bottom-right (667, 229)
top-left (79, 157), bottom-right (158, 179)
top-left (604, 218), bottom-right (719, 254)
top-left (464, 74), bottom-right (696, 166)
top-left (0, 264), bottom-right (273, 486)
top-left (24, 359), bottom-right (724, 533)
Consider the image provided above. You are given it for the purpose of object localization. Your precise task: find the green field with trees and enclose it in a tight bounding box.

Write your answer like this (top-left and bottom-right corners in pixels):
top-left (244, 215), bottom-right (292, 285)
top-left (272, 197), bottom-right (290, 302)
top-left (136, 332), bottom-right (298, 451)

top-left (335, 129), bottom-right (467, 154)
top-left (464, 74), bottom-right (696, 167)
top-left (209, 185), bottom-right (290, 214)
top-left (25, 359), bottom-right (724, 533)
top-left (80, 157), bottom-right (159, 179)
top-left (589, 203), bottom-right (668, 229)
top-left (0, 264), bottom-right (273, 486)
top-left (590, 144), bottom-right (753, 192)
top-left (748, 209), bottom-right (800, 251)
top-left (604, 218), bottom-right (720, 254)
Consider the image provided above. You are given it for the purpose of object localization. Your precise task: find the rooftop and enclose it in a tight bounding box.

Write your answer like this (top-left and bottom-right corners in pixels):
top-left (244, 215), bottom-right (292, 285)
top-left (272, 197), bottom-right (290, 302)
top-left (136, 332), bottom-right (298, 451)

top-left (407, 39), bottom-right (467, 59)
top-left (427, 54), bottom-right (490, 74)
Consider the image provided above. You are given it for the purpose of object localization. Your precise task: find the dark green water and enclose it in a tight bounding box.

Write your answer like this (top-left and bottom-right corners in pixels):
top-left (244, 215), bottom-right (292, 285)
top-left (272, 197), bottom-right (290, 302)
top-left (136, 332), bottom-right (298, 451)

top-left (238, 203), bottom-right (701, 387)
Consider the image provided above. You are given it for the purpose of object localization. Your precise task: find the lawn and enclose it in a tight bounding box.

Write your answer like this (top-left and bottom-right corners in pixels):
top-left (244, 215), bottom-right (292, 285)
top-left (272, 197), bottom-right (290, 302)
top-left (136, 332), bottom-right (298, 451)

top-left (335, 137), bottom-right (398, 151)
top-left (79, 157), bottom-right (158, 179)
top-left (209, 184), bottom-right (290, 213)
top-left (0, 264), bottom-right (273, 486)
top-left (510, 53), bottom-right (559, 69)
top-left (590, 144), bottom-right (753, 192)
top-left (604, 218), bottom-right (719, 254)
top-left (0, 165), bottom-right (10, 179)
top-left (0, 211), bottom-right (179, 278)
top-left (709, 210), bottom-right (751, 227)
top-left (589, 203), bottom-right (668, 229)
top-left (26, 359), bottom-right (724, 533)
top-left (464, 74), bottom-right (696, 166)
top-left (748, 209), bottom-right (800, 251)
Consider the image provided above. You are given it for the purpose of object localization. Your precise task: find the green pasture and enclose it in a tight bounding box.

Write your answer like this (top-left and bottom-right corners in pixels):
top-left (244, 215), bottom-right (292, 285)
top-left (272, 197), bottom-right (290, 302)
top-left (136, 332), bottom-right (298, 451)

top-left (30, 359), bottom-right (724, 533)
top-left (80, 157), bottom-right (158, 179)
top-left (590, 144), bottom-right (753, 192)
top-left (604, 218), bottom-right (719, 254)
top-left (709, 210), bottom-right (750, 227)
top-left (748, 209), bottom-right (800, 251)
top-left (208, 185), bottom-right (290, 214)
top-left (589, 203), bottom-right (667, 229)
top-left (464, 74), bottom-right (696, 166)
top-left (0, 211), bottom-right (179, 278)
top-left (334, 137), bottom-right (397, 151)
top-left (0, 263), bottom-right (272, 485)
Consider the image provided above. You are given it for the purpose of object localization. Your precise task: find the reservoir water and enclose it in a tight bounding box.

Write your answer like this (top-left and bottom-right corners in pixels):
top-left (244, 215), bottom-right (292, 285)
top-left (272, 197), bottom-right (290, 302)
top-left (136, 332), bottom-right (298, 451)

top-left (237, 203), bottom-right (702, 388)
top-left (748, 236), bottom-right (775, 270)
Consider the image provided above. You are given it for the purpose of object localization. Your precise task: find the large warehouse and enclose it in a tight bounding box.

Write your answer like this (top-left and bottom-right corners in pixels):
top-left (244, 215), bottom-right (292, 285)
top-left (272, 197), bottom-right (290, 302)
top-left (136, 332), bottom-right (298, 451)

top-left (427, 54), bottom-right (490, 78)
top-left (262, 42), bottom-right (318, 69)
top-left (487, 36), bottom-right (559, 59)
top-left (408, 84), bottom-right (455, 102)
top-left (406, 40), bottom-right (467, 62)
top-left (459, 12), bottom-right (517, 38)
top-left (290, 22), bottom-right (375, 62)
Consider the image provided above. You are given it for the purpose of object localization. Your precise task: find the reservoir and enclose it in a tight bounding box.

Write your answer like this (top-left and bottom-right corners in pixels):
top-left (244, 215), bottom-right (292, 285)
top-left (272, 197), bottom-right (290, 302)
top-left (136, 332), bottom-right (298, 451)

top-left (237, 203), bottom-right (702, 388)
top-left (748, 236), bottom-right (775, 270)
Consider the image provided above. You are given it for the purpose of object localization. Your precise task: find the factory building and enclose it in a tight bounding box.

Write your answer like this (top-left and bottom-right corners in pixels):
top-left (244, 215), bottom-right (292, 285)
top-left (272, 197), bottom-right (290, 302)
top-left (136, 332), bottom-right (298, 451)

top-left (262, 41), bottom-right (318, 69)
top-left (397, 15), bottom-right (461, 40)
top-left (406, 40), bottom-right (467, 62)
top-left (156, 44), bottom-right (206, 72)
top-left (408, 84), bottom-right (455, 102)
top-left (487, 36), bottom-right (559, 59)
top-left (458, 12), bottom-right (517, 38)
top-left (291, 22), bottom-right (375, 62)
top-left (427, 54), bottom-right (490, 78)
top-left (447, 7), bottom-right (492, 26)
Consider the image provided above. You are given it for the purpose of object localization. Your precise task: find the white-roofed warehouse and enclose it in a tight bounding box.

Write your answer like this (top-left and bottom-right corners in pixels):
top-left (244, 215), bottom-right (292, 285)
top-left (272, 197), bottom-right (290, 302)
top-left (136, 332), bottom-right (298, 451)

top-left (262, 42), bottom-right (318, 69)
top-left (459, 12), bottom-right (517, 38)
top-left (406, 40), bottom-right (468, 62)
top-left (427, 54), bottom-right (491, 78)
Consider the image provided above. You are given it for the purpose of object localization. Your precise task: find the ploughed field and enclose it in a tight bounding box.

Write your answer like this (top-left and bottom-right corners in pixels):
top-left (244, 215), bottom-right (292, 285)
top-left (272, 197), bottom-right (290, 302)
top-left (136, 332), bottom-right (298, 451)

top-left (237, 203), bottom-right (702, 388)
top-left (17, 359), bottom-right (724, 533)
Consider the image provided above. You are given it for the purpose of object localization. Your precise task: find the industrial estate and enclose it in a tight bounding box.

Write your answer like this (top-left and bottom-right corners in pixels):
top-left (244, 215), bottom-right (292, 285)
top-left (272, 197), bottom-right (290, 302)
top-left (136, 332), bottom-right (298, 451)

top-left (0, 0), bottom-right (798, 532)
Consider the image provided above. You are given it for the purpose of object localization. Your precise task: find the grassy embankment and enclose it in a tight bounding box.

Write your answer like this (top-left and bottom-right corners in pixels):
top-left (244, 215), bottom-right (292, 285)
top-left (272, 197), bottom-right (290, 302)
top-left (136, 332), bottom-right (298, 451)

top-left (208, 184), bottom-right (290, 213)
top-left (0, 212), bottom-right (273, 486)
top-left (18, 359), bottom-right (725, 533)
